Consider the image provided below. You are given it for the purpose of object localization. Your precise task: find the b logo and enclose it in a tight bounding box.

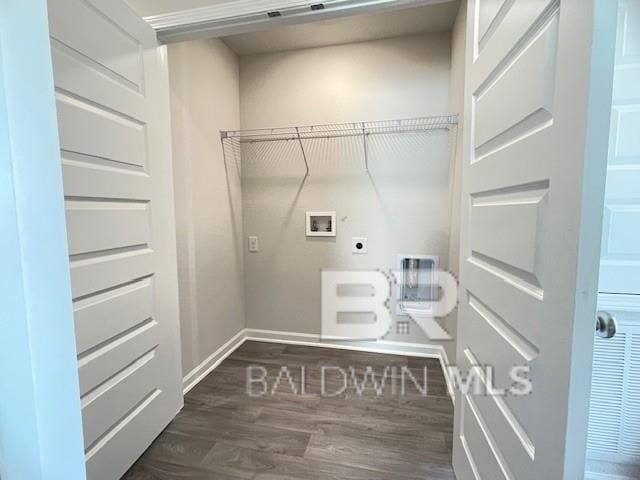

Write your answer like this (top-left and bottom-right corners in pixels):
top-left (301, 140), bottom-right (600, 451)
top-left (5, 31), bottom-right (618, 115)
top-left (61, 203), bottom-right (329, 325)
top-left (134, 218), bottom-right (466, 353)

top-left (321, 270), bottom-right (392, 340)
top-left (321, 269), bottom-right (456, 341)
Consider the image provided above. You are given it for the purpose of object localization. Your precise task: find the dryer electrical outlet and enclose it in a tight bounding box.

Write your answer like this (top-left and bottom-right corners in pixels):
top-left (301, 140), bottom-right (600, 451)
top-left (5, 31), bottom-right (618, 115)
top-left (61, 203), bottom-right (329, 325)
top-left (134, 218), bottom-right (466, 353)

top-left (352, 237), bottom-right (367, 254)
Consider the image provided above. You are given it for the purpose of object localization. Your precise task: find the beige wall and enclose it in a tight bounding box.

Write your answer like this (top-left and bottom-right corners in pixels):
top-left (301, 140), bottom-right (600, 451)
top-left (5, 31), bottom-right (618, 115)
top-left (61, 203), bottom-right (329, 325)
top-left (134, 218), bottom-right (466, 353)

top-left (168, 38), bottom-right (245, 378)
top-left (446, 2), bottom-right (467, 362)
top-left (240, 33), bottom-right (451, 128)
top-left (239, 33), bottom-right (457, 347)
top-left (165, 32), bottom-right (462, 363)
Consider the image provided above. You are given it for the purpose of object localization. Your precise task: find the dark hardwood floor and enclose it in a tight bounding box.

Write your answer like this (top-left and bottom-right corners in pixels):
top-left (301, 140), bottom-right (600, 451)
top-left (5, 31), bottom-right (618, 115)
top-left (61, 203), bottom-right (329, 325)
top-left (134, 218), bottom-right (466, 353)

top-left (122, 341), bottom-right (456, 479)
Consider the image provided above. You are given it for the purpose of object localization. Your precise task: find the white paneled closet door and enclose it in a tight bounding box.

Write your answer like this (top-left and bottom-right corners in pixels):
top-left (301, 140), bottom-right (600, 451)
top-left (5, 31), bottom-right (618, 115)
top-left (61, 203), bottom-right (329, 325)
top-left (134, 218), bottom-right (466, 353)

top-left (587, 0), bottom-right (640, 478)
top-left (47, 0), bottom-right (183, 478)
top-left (452, 0), bottom-right (615, 479)
top-left (598, 0), bottom-right (640, 297)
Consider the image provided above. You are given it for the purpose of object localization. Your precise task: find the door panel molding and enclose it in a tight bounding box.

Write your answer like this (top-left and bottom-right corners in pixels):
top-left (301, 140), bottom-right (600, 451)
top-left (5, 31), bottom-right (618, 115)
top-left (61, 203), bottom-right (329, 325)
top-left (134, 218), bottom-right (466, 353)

top-left (453, 1), bottom-right (617, 479)
top-left (599, 0), bottom-right (640, 295)
top-left (48, 0), bottom-right (182, 478)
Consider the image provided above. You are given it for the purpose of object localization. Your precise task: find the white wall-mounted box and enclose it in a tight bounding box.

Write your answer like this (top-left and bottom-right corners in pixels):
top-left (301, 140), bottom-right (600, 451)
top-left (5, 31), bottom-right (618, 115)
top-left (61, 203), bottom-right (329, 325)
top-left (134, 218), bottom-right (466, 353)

top-left (395, 254), bottom-right (439, 315)
top-left (306, 211), bottom-right (336, 237)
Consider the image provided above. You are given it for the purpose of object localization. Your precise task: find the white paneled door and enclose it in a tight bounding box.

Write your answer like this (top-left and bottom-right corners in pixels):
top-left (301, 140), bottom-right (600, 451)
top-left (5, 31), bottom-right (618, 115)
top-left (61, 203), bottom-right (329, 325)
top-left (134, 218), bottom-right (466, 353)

top-left (47, 0), bottom-right (183, 478)
top-left (587, 0), bottom-right (640, 477)
top-left (599, 0), bottom-right (640, 296)
top-left (453, 1), bottom-right (616, 480)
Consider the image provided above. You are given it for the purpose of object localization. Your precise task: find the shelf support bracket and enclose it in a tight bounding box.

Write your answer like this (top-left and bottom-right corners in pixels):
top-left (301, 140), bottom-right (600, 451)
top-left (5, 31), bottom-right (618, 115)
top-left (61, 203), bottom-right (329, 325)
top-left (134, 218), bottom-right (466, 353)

top-left (361, 123), bottom-right (368, 171)
top-left (295, 127), bottom-right (310, 176)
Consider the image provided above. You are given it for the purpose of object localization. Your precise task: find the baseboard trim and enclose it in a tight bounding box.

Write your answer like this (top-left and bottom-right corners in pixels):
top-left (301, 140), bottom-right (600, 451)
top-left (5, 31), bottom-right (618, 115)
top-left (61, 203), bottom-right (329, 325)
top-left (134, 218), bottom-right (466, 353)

top-left (182, 328), bottom-right (247, 394)
top-left (183, 327), bottom-right (455, 403)
top-left (438, 344), bottom-right (456, 403)
top-left (245, 328), bottom-right (442, 355)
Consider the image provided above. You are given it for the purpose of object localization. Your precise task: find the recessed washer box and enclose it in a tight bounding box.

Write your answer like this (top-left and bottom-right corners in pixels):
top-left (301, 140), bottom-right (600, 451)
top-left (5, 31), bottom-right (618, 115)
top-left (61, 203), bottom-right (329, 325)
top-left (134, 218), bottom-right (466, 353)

top-left (396, 254), bottom-right (439, 315)
top-left (306, 211), bottom-right (336, 237)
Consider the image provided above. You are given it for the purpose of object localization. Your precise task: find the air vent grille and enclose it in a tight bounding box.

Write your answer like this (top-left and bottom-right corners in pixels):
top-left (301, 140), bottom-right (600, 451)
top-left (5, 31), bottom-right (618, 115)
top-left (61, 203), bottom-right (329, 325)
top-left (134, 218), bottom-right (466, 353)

top-left (621, 335), bottom-right (640, 457)
top-left (588, 319), bottom-right (640, 464)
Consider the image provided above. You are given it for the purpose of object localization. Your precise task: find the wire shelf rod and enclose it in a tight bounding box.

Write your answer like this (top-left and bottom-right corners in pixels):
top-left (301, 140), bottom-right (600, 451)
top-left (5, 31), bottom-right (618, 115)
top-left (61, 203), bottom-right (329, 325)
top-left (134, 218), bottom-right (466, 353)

top-left (232, 128), bottom-right (452, 144)
top-left (221, 114), bottom-right (458, 143)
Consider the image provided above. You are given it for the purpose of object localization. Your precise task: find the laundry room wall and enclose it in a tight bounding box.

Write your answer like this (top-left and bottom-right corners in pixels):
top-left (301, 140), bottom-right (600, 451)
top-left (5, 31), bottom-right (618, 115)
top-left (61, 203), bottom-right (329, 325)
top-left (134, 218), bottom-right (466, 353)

top-left (239, 33), bottom-right (458, 349)
top-left (168, 38), bottom-right (246, 380)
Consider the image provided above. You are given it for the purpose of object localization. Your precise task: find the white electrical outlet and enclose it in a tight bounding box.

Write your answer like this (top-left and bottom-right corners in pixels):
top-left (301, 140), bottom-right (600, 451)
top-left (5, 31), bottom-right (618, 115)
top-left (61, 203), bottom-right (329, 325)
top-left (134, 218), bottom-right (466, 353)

top-left (352, 237), bottom-right (367, 254)
top-left (248, 235), bottom-right (259, 252)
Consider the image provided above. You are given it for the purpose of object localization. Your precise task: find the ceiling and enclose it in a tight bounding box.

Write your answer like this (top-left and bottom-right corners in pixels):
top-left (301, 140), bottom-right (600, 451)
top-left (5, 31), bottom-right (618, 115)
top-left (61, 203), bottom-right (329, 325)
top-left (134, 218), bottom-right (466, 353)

top-left (220, 2), bottom-right (460, 56)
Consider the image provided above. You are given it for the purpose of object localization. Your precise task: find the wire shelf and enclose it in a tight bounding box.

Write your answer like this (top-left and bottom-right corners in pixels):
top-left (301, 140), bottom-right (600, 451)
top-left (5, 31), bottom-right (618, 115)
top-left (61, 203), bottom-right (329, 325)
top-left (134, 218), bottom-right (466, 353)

top-left (221, 114), bottom-right (458, 143)
top-left (221, 114), bottom-right (459, 175)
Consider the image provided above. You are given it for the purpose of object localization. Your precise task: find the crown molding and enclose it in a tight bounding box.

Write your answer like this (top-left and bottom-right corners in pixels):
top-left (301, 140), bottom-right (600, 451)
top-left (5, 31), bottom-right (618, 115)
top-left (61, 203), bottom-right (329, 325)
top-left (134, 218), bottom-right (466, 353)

top-left (144, 0), bottom-right (455, 43)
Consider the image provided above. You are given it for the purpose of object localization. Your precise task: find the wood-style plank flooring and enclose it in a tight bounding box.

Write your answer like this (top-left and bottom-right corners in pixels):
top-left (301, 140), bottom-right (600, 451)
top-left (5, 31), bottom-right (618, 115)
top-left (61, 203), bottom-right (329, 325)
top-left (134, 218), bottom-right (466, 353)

top-left (122, 341), bottom-right (456, 479)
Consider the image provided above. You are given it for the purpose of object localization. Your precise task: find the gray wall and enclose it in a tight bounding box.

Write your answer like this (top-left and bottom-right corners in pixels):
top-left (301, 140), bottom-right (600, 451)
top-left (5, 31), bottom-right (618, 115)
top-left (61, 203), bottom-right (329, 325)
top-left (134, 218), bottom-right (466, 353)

top-left (168, 38), bottom-right (245, 377)
top-left (239, 33), bottom-right (457, 347)
top-left (240, 33), bottom-right (451, 129)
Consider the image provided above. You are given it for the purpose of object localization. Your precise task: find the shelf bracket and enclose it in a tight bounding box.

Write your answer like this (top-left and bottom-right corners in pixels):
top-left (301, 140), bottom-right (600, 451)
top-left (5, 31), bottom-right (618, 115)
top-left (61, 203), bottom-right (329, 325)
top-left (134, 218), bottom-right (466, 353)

top-left (295, 126), bottom-right (310, 176)
top-left (361, 123), bottom-right (368, 171)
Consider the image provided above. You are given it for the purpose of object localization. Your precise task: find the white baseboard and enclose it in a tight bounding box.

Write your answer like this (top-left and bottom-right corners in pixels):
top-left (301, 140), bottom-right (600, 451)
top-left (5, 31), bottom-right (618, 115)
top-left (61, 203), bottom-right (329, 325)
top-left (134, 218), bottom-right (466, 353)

top-left (183, 327), bottom-right (455, 403)
top-left (182, 328), bottom-right (247, 394)
top-left (438, 344), bottom-right (456, 403)
top-left (245, 328), bottom-right (443, 355)
top-left (245, 328), bottom-right (456, 404)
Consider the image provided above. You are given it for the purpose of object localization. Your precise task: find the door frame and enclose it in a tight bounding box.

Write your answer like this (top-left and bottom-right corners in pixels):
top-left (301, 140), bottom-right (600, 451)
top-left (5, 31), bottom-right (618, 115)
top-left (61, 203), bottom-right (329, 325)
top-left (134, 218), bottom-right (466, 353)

top-left (0, 1), bottom-right (86, 478)
top-left (564, 0), bottom-right (618, 479)
top-left (563, 0), bottom-right (618, 476)
top-left (586, 0), bottom-right (640, 477)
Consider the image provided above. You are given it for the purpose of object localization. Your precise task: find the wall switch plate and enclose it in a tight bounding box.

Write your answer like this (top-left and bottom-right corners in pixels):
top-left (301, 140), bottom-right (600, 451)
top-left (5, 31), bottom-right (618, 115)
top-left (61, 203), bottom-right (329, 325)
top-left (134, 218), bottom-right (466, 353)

top-left (248, 235), bottom-right (259, 252)
top-left (352, 237), bottom-right (367, 254)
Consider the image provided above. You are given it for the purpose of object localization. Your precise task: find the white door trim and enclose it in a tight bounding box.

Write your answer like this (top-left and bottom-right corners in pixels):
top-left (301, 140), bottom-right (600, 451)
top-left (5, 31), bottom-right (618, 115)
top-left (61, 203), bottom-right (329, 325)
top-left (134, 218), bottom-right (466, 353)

top-left (143, 0), bottom-right (456, 43)
top-left (0, 1), bottom-right (85, 478)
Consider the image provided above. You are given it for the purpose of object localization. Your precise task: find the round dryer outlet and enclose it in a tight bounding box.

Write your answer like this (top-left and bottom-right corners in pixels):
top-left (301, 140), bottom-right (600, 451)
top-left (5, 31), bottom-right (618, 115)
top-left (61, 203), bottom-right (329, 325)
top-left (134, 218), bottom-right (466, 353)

top-left (352, 237), bottom-right (367, 254)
